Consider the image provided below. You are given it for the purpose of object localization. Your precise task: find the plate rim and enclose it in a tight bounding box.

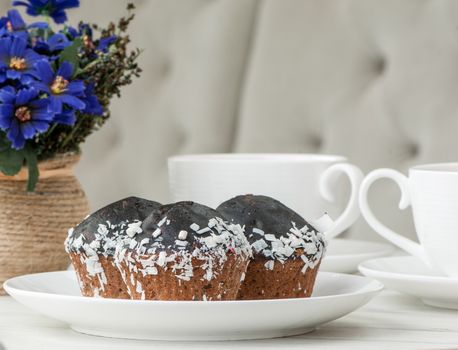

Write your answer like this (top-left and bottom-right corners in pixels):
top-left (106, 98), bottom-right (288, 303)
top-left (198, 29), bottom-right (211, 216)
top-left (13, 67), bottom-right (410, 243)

top-left (358, 255), bottom-right (458, 284)
top-left (4, 270), bottom-right (384, 304)
top-left (325, 238), bottom-right (395, 260)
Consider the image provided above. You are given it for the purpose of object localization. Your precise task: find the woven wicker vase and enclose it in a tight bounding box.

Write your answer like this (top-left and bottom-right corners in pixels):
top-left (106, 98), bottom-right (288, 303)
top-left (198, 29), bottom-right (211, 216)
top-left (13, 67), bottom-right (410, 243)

top-left (0, 153), bottom-right (89, 294)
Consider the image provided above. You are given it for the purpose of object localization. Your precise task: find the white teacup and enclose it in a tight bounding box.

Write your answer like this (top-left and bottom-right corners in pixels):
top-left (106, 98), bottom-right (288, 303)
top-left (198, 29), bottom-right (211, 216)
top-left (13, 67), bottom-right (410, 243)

top-left (359, 163), bottom-right (458, 277)
top-left (168, 153), bottom-right (363, 239)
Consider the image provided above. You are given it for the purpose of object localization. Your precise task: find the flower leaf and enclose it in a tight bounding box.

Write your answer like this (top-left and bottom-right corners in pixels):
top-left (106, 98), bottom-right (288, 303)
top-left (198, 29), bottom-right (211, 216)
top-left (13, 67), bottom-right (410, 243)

top-left (0, 133), bottom-right (25, 176)
top-left (0, 148), bottom-right (25, 176)
top-left (0, 134), bottom-right (39, 191)
top-left (59, 37), bottom-right (82, 70)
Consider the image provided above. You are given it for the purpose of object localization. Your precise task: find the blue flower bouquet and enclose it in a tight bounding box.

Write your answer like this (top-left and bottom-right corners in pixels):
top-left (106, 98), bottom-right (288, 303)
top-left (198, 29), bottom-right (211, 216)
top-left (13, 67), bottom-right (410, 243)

top-left (0, 0), bottom-right (140, 191)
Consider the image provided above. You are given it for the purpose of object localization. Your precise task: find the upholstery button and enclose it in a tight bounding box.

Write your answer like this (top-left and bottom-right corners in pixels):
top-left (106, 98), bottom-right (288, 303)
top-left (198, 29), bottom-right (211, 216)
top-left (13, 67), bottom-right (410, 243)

top-left (407, 143), bottom-right (419, 157)
top-left (161, 61), bottom-right (171, 77)
top-left (309, 135), bottom-right (323, 149)
top-left (373, 57), bottom-right (386, 74)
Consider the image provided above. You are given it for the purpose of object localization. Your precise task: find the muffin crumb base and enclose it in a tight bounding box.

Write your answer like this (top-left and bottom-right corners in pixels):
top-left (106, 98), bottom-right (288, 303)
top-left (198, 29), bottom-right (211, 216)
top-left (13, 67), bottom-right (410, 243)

top-left (69, 253), bottom-right (130, 299)
top-left (237, 259), bottom-right (321, 300)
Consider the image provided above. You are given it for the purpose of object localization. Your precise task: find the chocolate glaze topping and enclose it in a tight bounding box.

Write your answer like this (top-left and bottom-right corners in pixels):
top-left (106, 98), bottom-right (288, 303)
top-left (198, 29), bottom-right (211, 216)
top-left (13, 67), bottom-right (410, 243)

top-left (217, 194), bottom-right (326, 267)
top-left (217, 195), bottom-right (316, 241)
top-left (124, 201), bottom-right (249, 253)
top-left (65, 196), bottom-right (161, 255)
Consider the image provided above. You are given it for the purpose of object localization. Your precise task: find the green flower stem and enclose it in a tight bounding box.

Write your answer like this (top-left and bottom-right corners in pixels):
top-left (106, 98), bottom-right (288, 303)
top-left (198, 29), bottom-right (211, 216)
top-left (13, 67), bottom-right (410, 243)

top-left (24, 147), bottom-right (38, 192)
top-left (45, 123), bottom-right (57, 137)
top-left (61, 117), bottom-right (83, 148)
top-left (79, 58), bottom-right (103, 75)
top-left (44, 14), bottom-right (51, 40)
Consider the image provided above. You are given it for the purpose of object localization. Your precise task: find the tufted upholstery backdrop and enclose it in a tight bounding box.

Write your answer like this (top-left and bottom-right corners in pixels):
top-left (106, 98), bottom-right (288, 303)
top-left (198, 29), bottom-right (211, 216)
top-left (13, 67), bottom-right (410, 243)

top-left (3, 0), bottom-right (458, 241)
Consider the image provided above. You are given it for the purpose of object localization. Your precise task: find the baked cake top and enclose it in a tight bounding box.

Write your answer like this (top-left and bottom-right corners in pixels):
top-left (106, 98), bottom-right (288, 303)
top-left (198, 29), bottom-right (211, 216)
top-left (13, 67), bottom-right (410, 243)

top-left (65, 196), bottom-right (161, 256)
top-left (115, 201), bottom-right (252, 282)
top-left (217, 194), bottom-right (326, 271)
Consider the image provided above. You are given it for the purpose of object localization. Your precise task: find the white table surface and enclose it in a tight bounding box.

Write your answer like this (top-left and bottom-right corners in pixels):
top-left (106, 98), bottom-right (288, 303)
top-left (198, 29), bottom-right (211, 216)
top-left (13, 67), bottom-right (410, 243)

top-left (1, 291), bottom-right (458, 350)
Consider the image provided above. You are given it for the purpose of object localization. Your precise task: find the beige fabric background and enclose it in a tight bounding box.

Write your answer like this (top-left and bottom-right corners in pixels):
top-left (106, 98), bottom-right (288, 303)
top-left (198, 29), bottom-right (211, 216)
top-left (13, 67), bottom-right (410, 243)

top-left (4, 0), bottom-right (458, 241)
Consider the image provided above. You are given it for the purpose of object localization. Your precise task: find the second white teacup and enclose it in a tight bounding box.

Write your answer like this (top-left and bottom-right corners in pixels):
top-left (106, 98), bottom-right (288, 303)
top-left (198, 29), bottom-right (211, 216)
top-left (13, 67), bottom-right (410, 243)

top-left (359, 163), bottom-right (458, 277)
top-left (168, 153), bottom-right (364, 239)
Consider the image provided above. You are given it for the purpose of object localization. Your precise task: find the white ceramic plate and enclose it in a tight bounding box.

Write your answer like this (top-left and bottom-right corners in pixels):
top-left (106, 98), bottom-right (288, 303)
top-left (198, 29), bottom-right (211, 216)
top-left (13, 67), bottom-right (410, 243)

top-left (359, 256), bottom-right (458, 310)
top-left (4, 271), bottom-right (382, 341)
top-left (321, 238), bottom-right (395, 273)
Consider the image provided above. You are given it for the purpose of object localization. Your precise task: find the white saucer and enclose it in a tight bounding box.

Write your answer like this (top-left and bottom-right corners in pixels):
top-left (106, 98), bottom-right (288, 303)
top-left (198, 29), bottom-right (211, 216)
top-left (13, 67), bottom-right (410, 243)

top-left (4, 271), bottom-right (382, 341)
top-left (321, 238), bottom-right (395, 273)
top-left (359, 255), bottom-right (458, 310)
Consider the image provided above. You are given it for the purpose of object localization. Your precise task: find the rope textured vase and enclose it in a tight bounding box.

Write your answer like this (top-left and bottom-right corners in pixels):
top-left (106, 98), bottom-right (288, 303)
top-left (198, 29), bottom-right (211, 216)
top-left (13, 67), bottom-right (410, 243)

top-left (0, 153), bottom-right (89, 294)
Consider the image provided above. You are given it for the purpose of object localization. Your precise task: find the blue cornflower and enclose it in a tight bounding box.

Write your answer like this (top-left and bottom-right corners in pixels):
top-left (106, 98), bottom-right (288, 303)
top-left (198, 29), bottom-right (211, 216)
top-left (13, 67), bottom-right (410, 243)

top-left (66, 22), bottom-right (91, 39)
top-left (34, 33), bottom-right (71, 55)
top-left (67, 23), bottom-right (116, 53)
top-left (0, 86), bottom-right (52, 149)
top-left (81, 81), bottom-right (102, 115)
top-left (96, 35), bottom-right (116, 53)
top-left (0, 10), bottom-right (26, 38)
top-left (34, 59), bottom-right (85, 113)
top-left (0, 36), bottom-right (43, 83)
top-left (12, 0), bottom-right (80, 24)
top-left (0, 10), bottom-right (47, 41)
top-left (54, 108), bottom-right (75, 125)
top-left (66, 22), bottom-right (97, 52)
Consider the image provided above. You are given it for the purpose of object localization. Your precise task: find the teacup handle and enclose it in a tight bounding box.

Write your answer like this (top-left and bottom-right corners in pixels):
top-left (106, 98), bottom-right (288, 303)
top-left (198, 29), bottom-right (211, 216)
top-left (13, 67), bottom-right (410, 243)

top-left (359, 169), bottom-right (427, 262)
top-left (319, 163), bottom-right (364, 239)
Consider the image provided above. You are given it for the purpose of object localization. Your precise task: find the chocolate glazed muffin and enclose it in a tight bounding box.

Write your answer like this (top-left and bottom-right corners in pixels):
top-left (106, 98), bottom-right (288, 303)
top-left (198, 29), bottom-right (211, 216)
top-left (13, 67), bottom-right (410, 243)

top-left (114, 201), bottom-right (252, 301)
top-left (65, 197), bottom-right (161, 298)
top-left (217, 194), bottom-right (326, 300)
